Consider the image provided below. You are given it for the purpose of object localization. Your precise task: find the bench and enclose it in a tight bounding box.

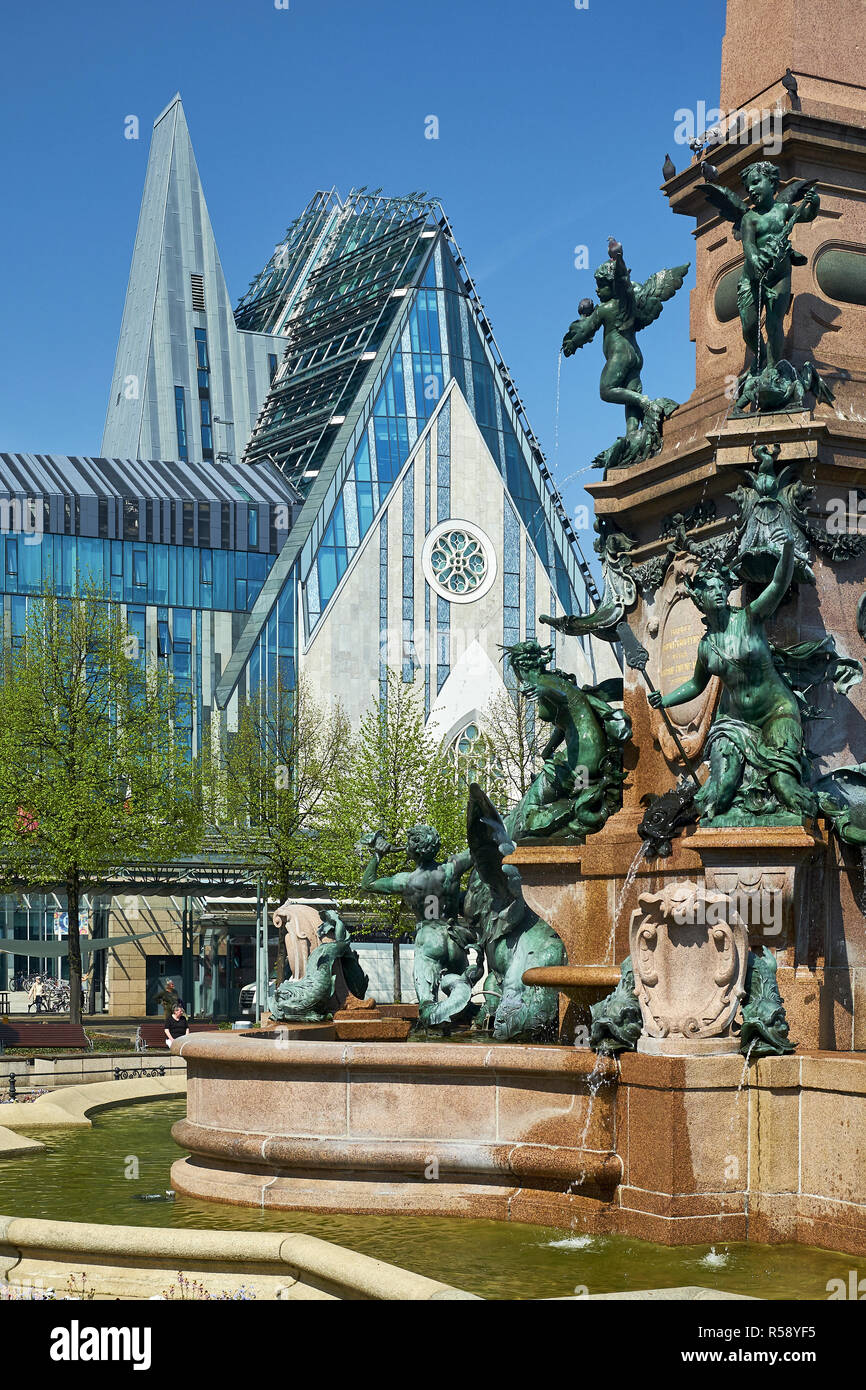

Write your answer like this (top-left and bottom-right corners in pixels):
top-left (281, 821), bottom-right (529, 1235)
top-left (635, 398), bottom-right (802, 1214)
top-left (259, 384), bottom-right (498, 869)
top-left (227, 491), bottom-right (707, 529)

top-left (135, 1021), bottom-right (221, 1051)
top-left (0, 1022), bottom-right (91, 1050)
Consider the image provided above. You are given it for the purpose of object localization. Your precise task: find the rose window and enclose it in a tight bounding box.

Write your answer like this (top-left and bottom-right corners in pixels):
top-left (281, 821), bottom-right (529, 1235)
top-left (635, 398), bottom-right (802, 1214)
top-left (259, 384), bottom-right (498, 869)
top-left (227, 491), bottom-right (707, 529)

top-left (429, 529), bottom-right (488, 595)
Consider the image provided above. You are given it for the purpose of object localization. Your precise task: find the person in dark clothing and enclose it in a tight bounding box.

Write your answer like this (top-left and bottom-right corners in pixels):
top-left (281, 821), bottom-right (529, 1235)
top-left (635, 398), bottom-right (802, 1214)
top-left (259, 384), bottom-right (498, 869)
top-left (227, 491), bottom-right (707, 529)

top-left (165, 1004), bottom-right (189, 1048)
top-left (157, 979), bottom-right (182, 1020)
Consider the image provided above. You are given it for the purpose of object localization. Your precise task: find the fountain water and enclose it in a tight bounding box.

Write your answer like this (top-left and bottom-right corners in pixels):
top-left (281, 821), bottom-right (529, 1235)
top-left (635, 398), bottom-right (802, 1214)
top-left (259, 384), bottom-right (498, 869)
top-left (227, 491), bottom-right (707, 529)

top-left (609, 844), bottom-right (645, 962)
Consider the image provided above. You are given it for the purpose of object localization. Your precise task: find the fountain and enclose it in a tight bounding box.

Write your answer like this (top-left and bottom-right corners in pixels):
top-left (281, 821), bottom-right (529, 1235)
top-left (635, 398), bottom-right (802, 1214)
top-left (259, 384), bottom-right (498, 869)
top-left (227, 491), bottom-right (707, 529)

top-left (172, 0), bottom-right (866, 1259)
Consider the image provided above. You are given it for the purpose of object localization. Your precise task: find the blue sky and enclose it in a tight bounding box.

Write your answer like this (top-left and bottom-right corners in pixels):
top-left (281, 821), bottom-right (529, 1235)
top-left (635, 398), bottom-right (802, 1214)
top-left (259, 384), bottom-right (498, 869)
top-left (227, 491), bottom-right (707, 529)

top-left (0, 0), bottom-right (727, 560)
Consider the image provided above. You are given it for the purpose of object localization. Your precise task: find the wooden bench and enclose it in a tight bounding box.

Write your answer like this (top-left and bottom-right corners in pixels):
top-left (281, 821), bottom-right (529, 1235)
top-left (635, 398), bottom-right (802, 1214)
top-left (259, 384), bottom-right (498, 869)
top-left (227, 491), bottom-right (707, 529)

top-left (135, 1021), bottom-right (221, 1050)
top-left (0, 1022), bottom-right (91, 1050)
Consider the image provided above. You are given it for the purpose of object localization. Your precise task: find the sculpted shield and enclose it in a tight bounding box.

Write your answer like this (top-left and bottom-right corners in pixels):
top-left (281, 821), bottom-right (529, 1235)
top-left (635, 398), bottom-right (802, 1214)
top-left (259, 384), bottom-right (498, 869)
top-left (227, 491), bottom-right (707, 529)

top-left (628, 881), bottom-right (749, 1055)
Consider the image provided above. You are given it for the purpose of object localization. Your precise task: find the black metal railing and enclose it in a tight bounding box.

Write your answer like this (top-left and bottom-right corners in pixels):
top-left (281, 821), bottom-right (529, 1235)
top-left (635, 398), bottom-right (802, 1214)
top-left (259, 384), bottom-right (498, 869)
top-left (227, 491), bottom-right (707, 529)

top-left (2, 1062), bottom-right (170, 1100)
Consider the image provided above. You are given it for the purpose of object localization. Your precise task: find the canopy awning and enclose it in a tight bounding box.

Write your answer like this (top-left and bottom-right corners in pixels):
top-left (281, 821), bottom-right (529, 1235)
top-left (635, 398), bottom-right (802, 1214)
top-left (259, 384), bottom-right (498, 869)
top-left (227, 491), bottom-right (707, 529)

top-left (0, 930), bottom-right (160, 957)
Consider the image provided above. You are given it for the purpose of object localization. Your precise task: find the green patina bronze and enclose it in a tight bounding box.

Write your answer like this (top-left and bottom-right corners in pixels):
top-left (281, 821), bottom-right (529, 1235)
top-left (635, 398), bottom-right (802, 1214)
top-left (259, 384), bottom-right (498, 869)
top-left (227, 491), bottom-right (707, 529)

top-left (562, 239), bottom-right (689, 473)
top-left (739, 947), bottom-right (796, 1058)
top-left (704, 163), bottom-right (834, 412)
top-left (268, 911), bottom-right (368, 1023)
top-left (730, 443), bottom-right (815, 586)
top-left (360, 795), bottom-right (564, 1040)
top-left (542, 518), bottom-right (638, 645)
top-left (463, 783), bottom-right (565, 1042)
top-left (503, 639), bottom-right (631, 843)
top-left (816, 766), bottom-right (866, 849)
top-left (813, 766), bottom-right (866, 912)
top-left (360, 826), bottom-right (476, 1029)
top-left (590, 957), bottom-right (642, 1056)
top-left (648, 541), bottom-right (861, 827)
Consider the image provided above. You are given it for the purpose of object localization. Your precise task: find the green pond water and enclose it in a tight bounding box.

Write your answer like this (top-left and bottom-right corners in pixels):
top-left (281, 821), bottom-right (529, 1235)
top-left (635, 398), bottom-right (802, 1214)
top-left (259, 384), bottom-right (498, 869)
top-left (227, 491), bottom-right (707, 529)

top-left (0, 1098), bottom-right (861, 1301)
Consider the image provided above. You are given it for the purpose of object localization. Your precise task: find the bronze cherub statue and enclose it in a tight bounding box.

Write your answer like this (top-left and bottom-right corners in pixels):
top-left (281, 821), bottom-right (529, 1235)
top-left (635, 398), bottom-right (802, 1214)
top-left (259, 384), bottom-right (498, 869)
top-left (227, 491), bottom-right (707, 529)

top-left (563, 238), bottom-right (689, 473)
top-left (703, 161), bottom-right (834, 413)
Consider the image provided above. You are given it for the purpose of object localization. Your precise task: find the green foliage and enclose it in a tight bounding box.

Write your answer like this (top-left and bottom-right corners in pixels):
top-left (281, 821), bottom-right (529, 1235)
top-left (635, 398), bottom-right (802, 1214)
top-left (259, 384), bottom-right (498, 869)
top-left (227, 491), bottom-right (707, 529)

top-left (312, 671), bottom-right (467, 938)
top-left (202, 672), bottom-right (350, 900)
top-left (0, 583), bottom-right (203, 1020)
top-left (475, 686), bottom-right (542, 813)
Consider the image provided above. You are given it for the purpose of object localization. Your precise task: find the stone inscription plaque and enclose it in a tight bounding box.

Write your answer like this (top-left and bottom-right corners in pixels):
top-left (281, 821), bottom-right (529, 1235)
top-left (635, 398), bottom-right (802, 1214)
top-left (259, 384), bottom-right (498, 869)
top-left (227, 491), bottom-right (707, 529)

top-left (659, 595), bottom-right (705, 725)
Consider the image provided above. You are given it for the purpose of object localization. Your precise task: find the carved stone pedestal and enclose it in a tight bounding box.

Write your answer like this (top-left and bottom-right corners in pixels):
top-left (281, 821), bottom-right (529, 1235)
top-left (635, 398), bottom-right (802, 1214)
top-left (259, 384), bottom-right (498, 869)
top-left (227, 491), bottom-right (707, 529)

top-left (637, 1035), bottom-right (741, 1056)
top-left (693, 824), bottom-right (824, 954)
top-left (693, 823), bottom-right (832, 1049)
top-left (509, 819), bottom-right (841, 1050)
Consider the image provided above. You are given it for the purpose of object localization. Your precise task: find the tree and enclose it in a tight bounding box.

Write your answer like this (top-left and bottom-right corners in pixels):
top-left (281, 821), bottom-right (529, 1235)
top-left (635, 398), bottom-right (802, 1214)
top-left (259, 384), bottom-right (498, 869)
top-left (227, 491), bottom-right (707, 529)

top-left (204, 673), bottom-right (350, 983)
top-left (313, 671), bottom-right (466, 999)
top-left (476, 686), bottom-right (542, 814)
top-left (0, 584), bottom-right (202, 1023)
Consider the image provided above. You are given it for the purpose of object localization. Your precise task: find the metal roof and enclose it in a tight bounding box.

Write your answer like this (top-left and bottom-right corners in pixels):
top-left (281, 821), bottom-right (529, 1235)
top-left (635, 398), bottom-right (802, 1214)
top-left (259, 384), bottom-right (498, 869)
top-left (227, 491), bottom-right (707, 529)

top-left (0, 453), bottom-right (298, 507)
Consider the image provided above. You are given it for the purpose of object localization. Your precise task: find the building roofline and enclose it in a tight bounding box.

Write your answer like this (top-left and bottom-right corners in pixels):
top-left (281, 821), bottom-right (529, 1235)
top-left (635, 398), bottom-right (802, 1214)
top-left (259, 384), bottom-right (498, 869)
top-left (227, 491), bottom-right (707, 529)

top-left (153, 92), bottom-right (183, 127)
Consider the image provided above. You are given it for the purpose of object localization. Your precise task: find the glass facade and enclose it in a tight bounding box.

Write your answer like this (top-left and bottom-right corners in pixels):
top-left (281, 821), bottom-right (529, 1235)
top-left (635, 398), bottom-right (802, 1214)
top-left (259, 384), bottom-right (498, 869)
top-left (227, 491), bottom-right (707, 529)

top-left (242, 192), bottom-right (439, 491)
top-left (235, 190), bottom-right (341, 335)
top-left (0, 533), bottom-right (274, 612)
top-left (0, 448), bottom-right (294, 761)
top-left (219, 187), bottom-right (597, 721)
top-left (298, 236), bottom-right (587, 640)
top-left (195, 328), bottom-right (214, 461)
top-left (0, 893), bottom-right (110, 995)
top-left (174, 386), bottom-right (188, 462)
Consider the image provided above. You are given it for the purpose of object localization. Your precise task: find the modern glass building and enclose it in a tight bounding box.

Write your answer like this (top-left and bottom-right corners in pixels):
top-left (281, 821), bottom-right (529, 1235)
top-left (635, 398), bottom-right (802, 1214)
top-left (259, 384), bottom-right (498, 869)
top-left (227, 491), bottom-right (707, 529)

top-left (0, 451), bottom-right (298, 755)
top-left (0, 449), bottom-right (298, 1004)
top-left (0, 96), bottom-right (620, 1013)
top-left (101, 96), bottom-right (615, 743)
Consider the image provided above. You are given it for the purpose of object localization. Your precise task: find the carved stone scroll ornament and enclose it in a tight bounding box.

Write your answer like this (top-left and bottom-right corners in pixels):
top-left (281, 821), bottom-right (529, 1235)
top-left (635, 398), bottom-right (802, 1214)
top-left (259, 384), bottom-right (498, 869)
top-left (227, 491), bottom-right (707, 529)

top-left (628, 881), bottom-right (748, 1055)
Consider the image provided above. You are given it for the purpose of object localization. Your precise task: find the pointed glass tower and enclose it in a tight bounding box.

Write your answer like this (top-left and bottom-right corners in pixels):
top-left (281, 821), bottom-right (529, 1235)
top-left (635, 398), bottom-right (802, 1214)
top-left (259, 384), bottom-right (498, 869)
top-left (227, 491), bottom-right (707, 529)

top-left (102, 95), bottom-right (287, 468)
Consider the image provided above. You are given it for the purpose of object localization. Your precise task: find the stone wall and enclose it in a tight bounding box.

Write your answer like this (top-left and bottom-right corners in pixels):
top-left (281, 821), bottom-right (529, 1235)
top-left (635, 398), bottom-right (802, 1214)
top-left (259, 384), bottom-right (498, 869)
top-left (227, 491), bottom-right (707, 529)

top-left (0, 1216), bottom-right (476, 1301)
top-left (103, 896), bottom-right (184, 1018)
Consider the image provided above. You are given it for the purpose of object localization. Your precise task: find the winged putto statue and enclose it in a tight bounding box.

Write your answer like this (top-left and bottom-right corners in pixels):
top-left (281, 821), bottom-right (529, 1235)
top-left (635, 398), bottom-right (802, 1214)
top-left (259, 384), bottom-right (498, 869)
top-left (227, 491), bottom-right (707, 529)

top-left (703, 161), bottom-right (834, 412)
top-left (563, 238), bottom-right (690, 473)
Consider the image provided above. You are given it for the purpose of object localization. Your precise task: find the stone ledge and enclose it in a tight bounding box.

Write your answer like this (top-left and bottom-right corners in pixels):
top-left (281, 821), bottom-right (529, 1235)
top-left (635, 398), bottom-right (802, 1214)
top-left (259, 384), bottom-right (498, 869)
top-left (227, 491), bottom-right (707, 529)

top-left (557, 1285), bottom-right (757, 1300)
top-left (171, 1120), bottom-right (623, 1189)
top-left (616, 1186), bottom-right (747, 1219)
top-left (0, 1074), bottom-right (187, 1131)
top-left (0, 1212), bottom-right (478, 1301)
top-left (174, 1032), bottom-right (619, 1080)
top-left (0, 1126), bottom-right (45, 1158)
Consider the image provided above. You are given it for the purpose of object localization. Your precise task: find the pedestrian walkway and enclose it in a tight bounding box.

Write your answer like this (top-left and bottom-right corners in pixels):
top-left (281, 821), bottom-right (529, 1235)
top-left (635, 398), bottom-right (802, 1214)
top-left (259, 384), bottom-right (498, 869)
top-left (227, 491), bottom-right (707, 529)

top-left (6, 993), bottom-right (33, 1014)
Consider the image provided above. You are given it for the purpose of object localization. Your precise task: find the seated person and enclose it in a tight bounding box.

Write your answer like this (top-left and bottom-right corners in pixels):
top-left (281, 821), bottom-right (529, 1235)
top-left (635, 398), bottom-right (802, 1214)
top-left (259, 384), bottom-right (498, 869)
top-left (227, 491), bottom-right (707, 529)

top-left (165, 1004), bottom-right (189, 1048)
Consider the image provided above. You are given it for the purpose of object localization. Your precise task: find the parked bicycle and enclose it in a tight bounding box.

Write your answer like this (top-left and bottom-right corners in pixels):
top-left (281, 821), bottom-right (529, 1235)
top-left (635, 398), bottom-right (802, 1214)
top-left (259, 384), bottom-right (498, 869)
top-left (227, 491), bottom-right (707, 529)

top-left (42, 981), bottom-right (70, 1013)
top-left (20, 976), bottom-right (70, 1013)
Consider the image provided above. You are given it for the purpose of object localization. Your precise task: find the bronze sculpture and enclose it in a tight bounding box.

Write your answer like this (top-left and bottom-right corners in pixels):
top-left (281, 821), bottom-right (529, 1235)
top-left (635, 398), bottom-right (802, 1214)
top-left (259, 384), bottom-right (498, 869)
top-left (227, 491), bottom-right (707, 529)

top-left (503, 639), bottom-right (631, 842)
top-left (268, 911), bottom-right (368, 1023)
top-left (704, 162), bottom-right (834, 412)
top-left (647, 541), bottom-right (861, 825)
top-left (562, 238), bottom-right (689, 473)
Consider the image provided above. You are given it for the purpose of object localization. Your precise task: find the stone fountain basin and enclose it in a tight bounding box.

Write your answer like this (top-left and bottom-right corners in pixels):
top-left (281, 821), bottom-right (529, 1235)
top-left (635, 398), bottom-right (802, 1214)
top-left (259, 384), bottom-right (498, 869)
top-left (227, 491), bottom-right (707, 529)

top-left (170, 1033), bottom-right (621, 1224)
top-left (523, 965), bottom-right (621, 1036)
top-left (523, 965), bottom-right (620, 1001)
top-left (169, 1034), bottom-right (866, 1252)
